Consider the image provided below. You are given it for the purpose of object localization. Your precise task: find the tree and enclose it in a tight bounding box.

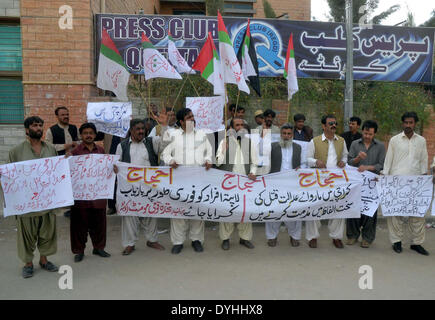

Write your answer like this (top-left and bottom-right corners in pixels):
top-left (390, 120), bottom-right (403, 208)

top-left (327, 0), bottom-right (400, 24)
top-left (263, 0), bottom-right (276, 18)
top-left (206, 0), bottom-right (224, 16)
top-left (420, 10), bottom-right (435, 27)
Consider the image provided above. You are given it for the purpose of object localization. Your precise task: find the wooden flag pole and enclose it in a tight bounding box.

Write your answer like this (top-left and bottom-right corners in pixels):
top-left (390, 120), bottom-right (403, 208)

top-left (287, 99), bottom-right (291, 123)
top-left (186, 73), bottom-right (200, 97)
top-left (235, 89), bottom-right (240, 113)
top-left (224, 84), bottom-right (228, 135)
top-left (172, 74), bottom-right (189, 111)
top-left (133, 80), bottom-right (149, 117)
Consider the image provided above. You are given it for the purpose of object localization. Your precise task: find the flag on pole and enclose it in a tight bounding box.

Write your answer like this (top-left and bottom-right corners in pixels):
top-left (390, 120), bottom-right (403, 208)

top-left (236, 19), bottom-right (261, 97)
top-left (217, 11), bottom-right (250, 94)
top-left (141, 33), bottom-right (182, 80)
top-left (284, 33), bottom-right (298, 100)
top-left (167, 31), bottom-right (195, 74)
top-left (192, 32), bottom-right (225, 96)
top-left (97, 28), bottom-right (130, 101)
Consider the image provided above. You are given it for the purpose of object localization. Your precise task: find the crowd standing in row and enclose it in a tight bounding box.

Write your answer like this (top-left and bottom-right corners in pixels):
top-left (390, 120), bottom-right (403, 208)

top-left (6, 105), bottom-right (434, 278)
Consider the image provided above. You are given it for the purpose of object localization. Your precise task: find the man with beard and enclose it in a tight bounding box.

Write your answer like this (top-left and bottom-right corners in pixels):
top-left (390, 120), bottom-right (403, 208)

top-left (306, 114), bottom-right (348, 249)
top-left (115, 114), bottom-right (169, 256)
top-left (45, 106), bottom-right (79, 218)
top-left (45, 106), bottom-right (78, 156)
top-left (162, 108), bottom-right (213, 254)
top-left (8, 116), bottom-right (59, 278)
top-left (69, 123), bottom-right (111, 262)
top-left (215, 117), bottom-right (259, 250)
top-left (383, 111), bottom-right (429, 255)
top-left (257, 109), bottom-right (280, 138)
top-left (346, 120), bottom-right (385, 248)
top-left (263, 123), bottom-right (302, 247)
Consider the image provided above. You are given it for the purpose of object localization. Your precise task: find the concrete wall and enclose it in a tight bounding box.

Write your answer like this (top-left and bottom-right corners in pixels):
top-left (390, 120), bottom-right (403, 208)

top-left (0, 0), bottom-right (20, 17)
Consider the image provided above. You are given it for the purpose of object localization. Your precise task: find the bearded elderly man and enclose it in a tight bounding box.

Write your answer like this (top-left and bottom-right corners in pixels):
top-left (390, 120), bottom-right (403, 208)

top-left (215, 117), bottom-right (259, 250)
top-left (263, 123), bottom-right (302, 247)
top-left (8, 116), bottom-right (59, 278)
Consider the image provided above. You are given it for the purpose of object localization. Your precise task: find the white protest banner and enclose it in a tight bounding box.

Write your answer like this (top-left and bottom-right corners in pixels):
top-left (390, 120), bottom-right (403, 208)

top-left (377, 175), bottom-right (433, 217)
top-left (293, 140), bottom-right (309, 168)
top-left (186, 96), bottom-right (224, 133)
top-left (69, 154), bottom-right (120, 200)
top-left (116, 164), bottom-right (362, 222)
top-left (87, 101), bottom-right (132, 138)
top-left (0, 156), bottom-right (74, 217)
top-left (360, 170), bottom-right (380, 217)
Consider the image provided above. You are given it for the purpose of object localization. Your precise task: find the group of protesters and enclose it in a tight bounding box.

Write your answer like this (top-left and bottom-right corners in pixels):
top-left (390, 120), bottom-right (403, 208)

top-left (6, 104), bottom-right (435, 279)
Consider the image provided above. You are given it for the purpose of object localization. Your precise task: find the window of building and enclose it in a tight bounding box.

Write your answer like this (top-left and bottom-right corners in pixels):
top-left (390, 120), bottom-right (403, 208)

top-left (224, 2), bottom-right (254, 10)
top-left (0, 24), bottom-right (23, 124)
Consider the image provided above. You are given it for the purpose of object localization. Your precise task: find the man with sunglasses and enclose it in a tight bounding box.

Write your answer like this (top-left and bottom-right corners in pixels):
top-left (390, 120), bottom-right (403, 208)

top-left (306, 114), bottom-right (348, 249)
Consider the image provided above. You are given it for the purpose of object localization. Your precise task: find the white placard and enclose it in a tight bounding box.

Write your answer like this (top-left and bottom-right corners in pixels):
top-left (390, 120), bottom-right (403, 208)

top-left (69, 154), bottom-right (120, 200)
top-left (377, 175), bottom-right (433, 217)
top-left (0, 157), bottom-right (74, 217)
top-left (186, 96), bottom-right (225, 133)
top-left (87, 101), bottom-right (132, 138)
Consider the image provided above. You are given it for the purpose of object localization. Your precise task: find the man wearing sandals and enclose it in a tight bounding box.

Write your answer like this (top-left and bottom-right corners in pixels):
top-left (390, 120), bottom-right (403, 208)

top-left (8, 116), bottom-right (59, 278)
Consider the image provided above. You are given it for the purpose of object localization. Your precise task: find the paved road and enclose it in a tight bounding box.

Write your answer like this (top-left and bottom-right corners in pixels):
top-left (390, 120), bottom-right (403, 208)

top-left (0, 215), bottom-right (434, 299)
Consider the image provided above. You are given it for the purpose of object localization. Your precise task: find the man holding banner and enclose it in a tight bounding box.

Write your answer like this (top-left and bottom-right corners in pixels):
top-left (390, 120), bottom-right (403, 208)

top-left (382, 112), bottom-right (429, 255)
top-left (216, 117), bottom-right (259, 250)
top-left (115, 118), bottom-right (169, 255)
top-left (162, 108), bottom-right (213, 254)
top-left (306, 114), bottom-right (348, 249)
top-left (70, 123), bottom-right (111, 262)
top-left (263, 123), bottom-right (302, 247)
top-left (8, 116), bottom-right (59, 278)
top-left (346, 120), bottom-right (385, 248)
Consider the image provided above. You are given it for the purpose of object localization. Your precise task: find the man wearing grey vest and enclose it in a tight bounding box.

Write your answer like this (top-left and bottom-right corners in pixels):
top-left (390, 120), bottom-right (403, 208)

top-left (263, 123), bottom-right (302, 247)
top-left (216, 118), bottom-right (259, 250)
top-left (114, 117), bottom-right (169, 255)
top-left (306, 114), bottom-right (348, 249)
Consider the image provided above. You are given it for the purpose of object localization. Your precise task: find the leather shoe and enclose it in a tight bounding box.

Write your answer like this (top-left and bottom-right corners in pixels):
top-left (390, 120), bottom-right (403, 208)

top-left (39, 261), bottom-right (58, 272)
top-left (267, 238), bottom-right (277, 247)
top-left (74, 253), bottom-right (84, 262)
top-left (171, 244), bottom-right (183, 254)
top-left (147, 241), bottom-right (165, 250)
top-left (221, 239), bottom-right (230, 250)
top-left (92, 249), bottom-right (111, 257)
top-left (308, 239), bottom-right (317, 248)
top-left (360, 240), bottom-right (370, 248)
top-left (392, 242), bottom-right (402, 253)
top-left (410, 245), bottom-right (429, 256)
top-left (122, 245), bottom-right (135, 256)
top-left (290, 237), bottom-right (300, 247)
top-left (191, 240), bottom-right (203, 252)
top-left (239, 239), bottom-right (254, 249)
top-left (346, 238), bottom-right (357, 245)
top-left (333, 239), bottom-right (344, 249)
top-left (22, 265), bottom-right (34, 279)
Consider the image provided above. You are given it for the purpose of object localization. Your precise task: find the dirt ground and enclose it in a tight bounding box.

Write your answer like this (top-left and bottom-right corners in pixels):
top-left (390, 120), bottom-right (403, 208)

top-left (0, 214), bottom-right (434, 300)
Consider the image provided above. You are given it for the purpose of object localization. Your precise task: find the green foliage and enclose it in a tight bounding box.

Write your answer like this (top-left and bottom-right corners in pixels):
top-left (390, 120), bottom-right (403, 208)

top-left (129, 75), bottom-right (432, 139)
top-left (420, 10), bottom-right (435, 27)
top-left (205, 0), bottom-right (224, 16)
top-left (263, 0), bottom-right (277, 18)
top-left (327, 0), bottom-right (399, 24)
